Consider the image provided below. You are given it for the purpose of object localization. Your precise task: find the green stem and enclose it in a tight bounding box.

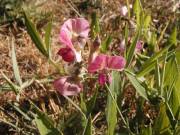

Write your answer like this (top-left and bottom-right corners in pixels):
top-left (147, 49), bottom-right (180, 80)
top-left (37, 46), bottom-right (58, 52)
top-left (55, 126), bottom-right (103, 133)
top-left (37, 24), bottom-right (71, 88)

top-left (64, 96), bottom-right (87, 120)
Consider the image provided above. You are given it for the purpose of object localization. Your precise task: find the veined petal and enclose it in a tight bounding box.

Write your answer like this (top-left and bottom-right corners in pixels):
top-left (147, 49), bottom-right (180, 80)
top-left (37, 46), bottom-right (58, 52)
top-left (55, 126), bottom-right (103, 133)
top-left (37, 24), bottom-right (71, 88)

top-left (88, 54), bottom-right (107, 73)
top-left (54, 76), bottom-right (82, 96)
top-left (59, 30), bottom-right (73, 49)
top-left (74, 50), bottom-right (82, 62)
top-left (72, 18), bottom-right (90, 38)
top-left (107, 56), bottom-right (126, 71)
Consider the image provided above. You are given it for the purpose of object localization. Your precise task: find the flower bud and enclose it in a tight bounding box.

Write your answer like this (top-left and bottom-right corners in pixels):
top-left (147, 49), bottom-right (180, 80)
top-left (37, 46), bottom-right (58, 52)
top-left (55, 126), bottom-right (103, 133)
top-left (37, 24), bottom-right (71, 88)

top-left (58, 47), bottom-right (75, 62)
top-left (93, 35), bottom-right (101, 50)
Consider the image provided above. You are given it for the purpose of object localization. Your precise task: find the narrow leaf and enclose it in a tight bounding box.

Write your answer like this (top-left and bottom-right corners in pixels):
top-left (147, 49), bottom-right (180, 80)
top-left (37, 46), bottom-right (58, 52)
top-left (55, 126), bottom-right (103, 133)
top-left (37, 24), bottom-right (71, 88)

top-left (24, 12), bottom-right (48, 57)
top-left (83, 115), bottom-right (92, 135)
top-left (11, 38), bottom-right (22, 85)
top-left (106, 71), bottom-right (120, 135)
top-left (125, 70), bottom-right (148, 100)
top-left (126, 30), bottom-right (140, 67)
top-left (168, 26), bottom-right (177, 46)
top-left (101, 36), bottom-right (112, 53)
top-left (31, 101), bottom-right (60, 135)
top-left (45, 22), bottom-right (52, 57)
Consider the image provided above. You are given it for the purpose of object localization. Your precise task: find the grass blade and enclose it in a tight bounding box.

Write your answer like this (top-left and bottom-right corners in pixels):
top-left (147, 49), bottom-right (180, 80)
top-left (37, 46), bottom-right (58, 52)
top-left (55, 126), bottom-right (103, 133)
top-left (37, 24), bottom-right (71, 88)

top-left (83, 115), bottom-right (92, 135)
top-left (11, 38), bottom-right (22, 86)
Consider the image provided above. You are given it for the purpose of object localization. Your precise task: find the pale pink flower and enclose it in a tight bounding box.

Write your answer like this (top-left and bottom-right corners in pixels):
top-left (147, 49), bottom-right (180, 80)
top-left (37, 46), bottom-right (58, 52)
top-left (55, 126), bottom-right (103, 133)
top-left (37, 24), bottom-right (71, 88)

top-left (54, 76), bottom-right (82, 96)
top-left (88, 54), bottom-right (126, 73)
top-left (59, 18), bottom-right (90, 62)
top-left (120, 5), bottom-right (132, 16)
top-left (120, 6), bottom-right (128, 16)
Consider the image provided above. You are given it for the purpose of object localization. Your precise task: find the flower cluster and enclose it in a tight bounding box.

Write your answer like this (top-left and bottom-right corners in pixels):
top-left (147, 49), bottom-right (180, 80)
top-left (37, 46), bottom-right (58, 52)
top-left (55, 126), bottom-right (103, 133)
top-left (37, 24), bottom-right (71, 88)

top-left (54, 17), bottom-right (142, 96)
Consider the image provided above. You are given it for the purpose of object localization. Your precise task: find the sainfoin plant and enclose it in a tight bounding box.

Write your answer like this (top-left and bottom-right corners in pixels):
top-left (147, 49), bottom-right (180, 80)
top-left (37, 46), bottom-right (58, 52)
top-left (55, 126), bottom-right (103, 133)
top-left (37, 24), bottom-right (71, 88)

top-left (1, 0), bottom-right (179, 134)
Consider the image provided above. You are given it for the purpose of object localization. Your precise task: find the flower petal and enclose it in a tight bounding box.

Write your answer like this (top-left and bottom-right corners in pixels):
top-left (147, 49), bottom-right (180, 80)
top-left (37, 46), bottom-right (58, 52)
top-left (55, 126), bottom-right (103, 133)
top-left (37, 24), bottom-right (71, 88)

top-left (72, 18), bottom-right (90, 38)
top-left (54, 77), bottom-right (82, 96)
top-left (88, 54), bottom-right (107, 73)
top-left (59, 30), bottom-right (73, 48)
top-left (107, 56), bottom-right (126, 71)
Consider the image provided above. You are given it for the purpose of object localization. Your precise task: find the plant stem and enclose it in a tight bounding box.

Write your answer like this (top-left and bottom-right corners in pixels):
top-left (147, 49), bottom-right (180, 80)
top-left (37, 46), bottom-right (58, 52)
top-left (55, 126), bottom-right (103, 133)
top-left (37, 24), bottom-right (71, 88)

top-left (64, 96), bottom-right (87, 120)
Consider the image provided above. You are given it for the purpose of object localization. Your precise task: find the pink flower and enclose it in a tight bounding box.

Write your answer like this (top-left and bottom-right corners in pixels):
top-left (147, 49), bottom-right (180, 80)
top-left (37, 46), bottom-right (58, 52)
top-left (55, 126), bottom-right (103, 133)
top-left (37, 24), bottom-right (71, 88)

top-left (54, 76), bottom-right (82, 96)
top-left (88, 54), bottom-right (126, 73)
top-left (59, 18), bottom-right (90, 62)
top-left (88, 54), bottom-right (125, 86)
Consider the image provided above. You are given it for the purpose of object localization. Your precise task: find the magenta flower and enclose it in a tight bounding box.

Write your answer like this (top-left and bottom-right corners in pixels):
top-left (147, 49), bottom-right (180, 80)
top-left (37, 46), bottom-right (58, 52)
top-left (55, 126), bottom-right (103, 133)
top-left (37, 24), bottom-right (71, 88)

top-left (88, 54), bottom-right (126, 73)
top-left (54, 76), bottom-right (82, 96)
top-left (59, 18), bottom-right (90, 62)
top-left (88, 54), bottom-right (126, 86)
top-left (98, 73), bottom-right (112, 86)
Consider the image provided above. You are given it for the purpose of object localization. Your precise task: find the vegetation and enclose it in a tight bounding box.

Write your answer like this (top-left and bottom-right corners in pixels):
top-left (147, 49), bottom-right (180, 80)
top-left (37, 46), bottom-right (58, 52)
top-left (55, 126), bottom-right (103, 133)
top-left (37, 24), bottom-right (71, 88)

top-left (0, 0), bottom-right (179, 134)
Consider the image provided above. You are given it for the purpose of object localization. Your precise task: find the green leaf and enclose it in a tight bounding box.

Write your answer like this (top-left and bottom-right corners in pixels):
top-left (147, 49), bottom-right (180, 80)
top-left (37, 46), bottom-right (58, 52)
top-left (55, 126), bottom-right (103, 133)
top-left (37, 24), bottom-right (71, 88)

top-left (125, 70), bottom-right (148, 100)
top-left (86, 89), bottom-right (98, 116)
top-left (143, 14), bottom-right (151, 30)
top-left (166, 54), bottom-right (180, 119)
top-left (155, 60), bottom-right (161, 93)
top-left (91, 12), bottom-right (100, 38)
top-left (24, 12), bottom-right (48, 57)
top-left (83, 115), bottom-right (92, 135)
top-left (31, 102), bottom-right (61, 135)
top-left (137, 45), bottom-right (173, 77)
top-left (106, 71), bottom-right (121, 135)
top-left (133, 0), bottom-right (142, 26)
top-left (101, 36), bottom-right (112, 53)
top-left (11, 38), bottom-right (22, 86)
top-left (168, 26), bottom-right (177, 46)
top-left (35, 115), bottom-right (60, 135)
top-left (126, 30), bottom-right (140, 67)
top-left (141, 125), bottom-right (152, 135)
top-left (154, 103), bottom-right (172, 135)
top-left (44, 22), bottom-right (52, 57)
